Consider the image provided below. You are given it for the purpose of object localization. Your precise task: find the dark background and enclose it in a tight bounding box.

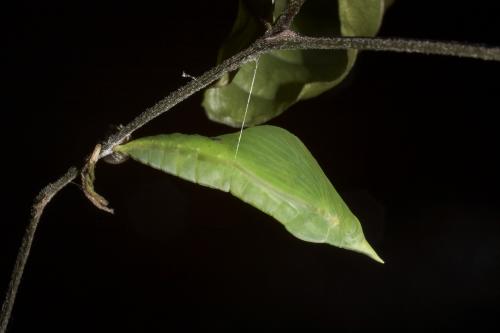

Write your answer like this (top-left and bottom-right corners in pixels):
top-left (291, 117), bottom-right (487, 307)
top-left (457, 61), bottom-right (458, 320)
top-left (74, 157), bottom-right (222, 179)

top-left (3, 1), bottom-right (500, 331)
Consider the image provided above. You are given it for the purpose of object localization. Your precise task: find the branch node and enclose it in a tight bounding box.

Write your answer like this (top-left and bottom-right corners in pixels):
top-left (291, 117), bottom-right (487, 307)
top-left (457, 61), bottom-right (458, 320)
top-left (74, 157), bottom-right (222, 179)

top-left (103, 125), bottom-right (131, 165)
top-left (264, 29), bottom-right (298, 44)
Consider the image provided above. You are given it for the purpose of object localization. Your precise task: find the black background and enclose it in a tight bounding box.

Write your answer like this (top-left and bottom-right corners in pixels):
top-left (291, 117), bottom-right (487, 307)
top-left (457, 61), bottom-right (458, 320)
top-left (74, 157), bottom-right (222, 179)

top-left (3, 1), bottom-right (500, 331)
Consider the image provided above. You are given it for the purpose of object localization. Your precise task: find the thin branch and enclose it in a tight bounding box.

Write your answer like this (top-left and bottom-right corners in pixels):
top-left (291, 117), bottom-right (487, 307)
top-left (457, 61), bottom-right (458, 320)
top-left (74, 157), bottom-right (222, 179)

top-left (0, 167), bottom-right (78, 333)
top-left (99, 33), bottom-right (500, 160)
top-left (99, 41), bottom-right (268, 158)
top-left (272, 0), bottom-right (306, 33)
top-left (99, 0), bottom-right (308, 159)
top-left (270, 34), bottom-right (500, 61)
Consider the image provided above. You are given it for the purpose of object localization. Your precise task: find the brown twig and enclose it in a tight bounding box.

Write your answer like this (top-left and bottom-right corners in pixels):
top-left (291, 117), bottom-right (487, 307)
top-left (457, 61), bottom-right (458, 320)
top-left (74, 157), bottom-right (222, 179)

top-left (270, 0), bottom-right (306, 34)
top-left (0, 167), bottom-right (78, 333)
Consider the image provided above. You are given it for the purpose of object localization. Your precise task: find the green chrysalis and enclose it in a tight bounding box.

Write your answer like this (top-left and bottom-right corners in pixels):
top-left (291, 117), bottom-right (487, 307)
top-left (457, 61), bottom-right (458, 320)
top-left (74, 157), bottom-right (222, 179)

top-left (115, 125), bottom-right (383, 263)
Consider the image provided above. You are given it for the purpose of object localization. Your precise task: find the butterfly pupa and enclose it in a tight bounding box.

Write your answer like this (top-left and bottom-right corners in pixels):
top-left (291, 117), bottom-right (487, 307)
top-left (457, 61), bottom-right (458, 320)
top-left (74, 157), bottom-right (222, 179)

top-left (115, 125), bottom-right (383, 263)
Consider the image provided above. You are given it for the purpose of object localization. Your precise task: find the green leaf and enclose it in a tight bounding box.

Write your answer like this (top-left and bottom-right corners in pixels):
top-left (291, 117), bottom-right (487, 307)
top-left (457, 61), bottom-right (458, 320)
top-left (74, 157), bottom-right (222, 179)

top-left (202, 0), bottom-right (388, 127)
top-left (115, 126), bottom-right (383, 263)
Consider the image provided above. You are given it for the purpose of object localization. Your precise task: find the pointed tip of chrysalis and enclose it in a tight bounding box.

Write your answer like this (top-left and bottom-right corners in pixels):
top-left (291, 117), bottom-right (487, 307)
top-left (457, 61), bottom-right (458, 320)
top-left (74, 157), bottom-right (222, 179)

top-left (356, 238), bottom-right (385, 264)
